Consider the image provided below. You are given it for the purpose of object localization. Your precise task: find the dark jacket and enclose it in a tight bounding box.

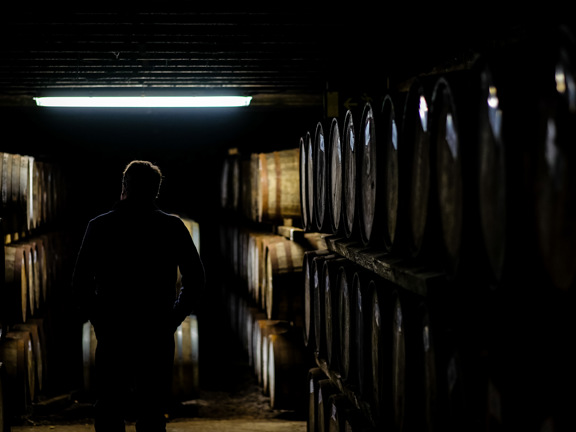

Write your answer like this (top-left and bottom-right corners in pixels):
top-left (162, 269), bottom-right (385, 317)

top-left (72, 198), bottom-right (205, 333)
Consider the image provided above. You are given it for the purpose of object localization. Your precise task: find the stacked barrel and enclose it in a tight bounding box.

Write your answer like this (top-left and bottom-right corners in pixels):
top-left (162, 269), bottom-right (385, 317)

top-left (219, 147), bottom-right (317, 411)
top-left (0, 153), bottom-right (70, 420)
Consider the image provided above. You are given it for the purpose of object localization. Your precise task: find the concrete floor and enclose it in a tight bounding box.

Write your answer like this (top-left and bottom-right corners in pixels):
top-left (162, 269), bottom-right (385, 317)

top-left (10, 321), bottom-right (308, 432)
top-left (11, 379), bottom-right (307, 432)
top-left (8, 283), bottom-right (309, 432)
top-left (13, 419), bottom-right (306, 432)
top-left (10, 365), bottom-right (307, 432)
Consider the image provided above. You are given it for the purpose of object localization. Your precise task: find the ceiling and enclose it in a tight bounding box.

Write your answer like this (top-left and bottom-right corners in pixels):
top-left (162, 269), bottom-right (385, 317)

top-left (0, 11), bottom-right (540, 108)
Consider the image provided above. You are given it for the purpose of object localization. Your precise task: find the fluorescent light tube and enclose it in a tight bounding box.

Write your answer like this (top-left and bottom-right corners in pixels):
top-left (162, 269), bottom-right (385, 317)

top-left (33, 96), bottom-right (252, 108)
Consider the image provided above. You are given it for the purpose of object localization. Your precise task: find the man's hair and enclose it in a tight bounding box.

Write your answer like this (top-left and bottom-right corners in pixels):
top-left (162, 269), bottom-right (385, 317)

top-left (122, 160), bottom-right (163, 200)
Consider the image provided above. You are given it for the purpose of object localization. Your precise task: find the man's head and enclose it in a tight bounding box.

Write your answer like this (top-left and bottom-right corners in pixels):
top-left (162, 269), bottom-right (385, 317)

top-left (121, 160), bottom-right (163, 201)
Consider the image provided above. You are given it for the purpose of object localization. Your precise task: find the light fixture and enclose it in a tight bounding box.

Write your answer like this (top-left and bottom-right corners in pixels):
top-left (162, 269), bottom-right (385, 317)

top-left (33, 95), bottom-right (252, 108)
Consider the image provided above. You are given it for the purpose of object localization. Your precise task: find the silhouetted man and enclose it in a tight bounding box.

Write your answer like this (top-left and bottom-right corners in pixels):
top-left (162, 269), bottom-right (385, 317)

top-left (73, 160), bottom-right (205, 432)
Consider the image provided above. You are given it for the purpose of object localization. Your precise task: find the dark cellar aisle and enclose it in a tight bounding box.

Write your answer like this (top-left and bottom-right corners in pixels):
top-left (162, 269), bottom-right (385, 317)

top-left (9, 274), bottom-right (307, 431)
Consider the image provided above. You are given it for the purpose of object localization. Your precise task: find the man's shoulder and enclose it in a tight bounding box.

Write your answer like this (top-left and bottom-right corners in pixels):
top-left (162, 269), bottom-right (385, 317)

top-left (87, 209), bottom-right (118, 228)
top-left (154, 210), bottom-right (188, 227)
top-left (90, 209), bottom-right (116, 221)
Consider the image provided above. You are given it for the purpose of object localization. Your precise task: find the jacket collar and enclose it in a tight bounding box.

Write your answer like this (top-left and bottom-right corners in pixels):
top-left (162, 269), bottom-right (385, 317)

top-left (113, 198), bottom-right (158, 212)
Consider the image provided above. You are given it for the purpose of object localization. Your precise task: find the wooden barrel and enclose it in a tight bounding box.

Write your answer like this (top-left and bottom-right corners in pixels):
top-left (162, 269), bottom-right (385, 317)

top-left (263, 237), bottom-right (305, 324)
top-left (235, 298), bottom-right (252, 357)
top-left (421, 303), bottom-right (441, 430)
top-left (246, 308), bottom-right (267, 369)
top-left (0, 330), bottom-right (36, 413)
top-left (0, 226), bottom-right (5, 339)
top-left (401, 78), bottom-right (440, 260)
top-left (432, 73), bottom-right (486, 278)
top-left (34, 236), bottom-right (49, 307)
top-left (475, 50), bottom-right (539, 285)
top-left (369, 279), bottom-right (393, 425)
top-left (342, 110), bottom-right (358, 239)
top-left (305, 132), bottom-right (315, 232)
top-left (382, 94), bottom-right (407, 252)
top-left (267, 327), bottom-right (309, 411)
top-left (1, 153), bottom-right (18, 240)
top-left (420, 300), bottom-right (468, 432)
top-left (299, 136), bottom-right (311, 231)
top-left (312, 254), bottom-right (338, 359)
top-left (219, 151), bottom-right (240, 212)
top-left (322, 256), bottom-right (348, 372)
top-left (317, 379), bottom-right (340, 432)
top-left (33, 160), bottom-right (44, 228)
top-left (26, 317), bottom-right (49, 392)
top-left (532, 28), bottom-right (576, 290)
top-left (81, 321), bottom-right (97, 393)
top-left (18, 242), bottom-right (36, 319)
top-left (240, 155), bottom-right (253, 221)
top-left (38, 233), bottom-right (56, 299)
top-left (307, 367), bottom-right (326, 432)
top-left (246, 232), bottom-right (272, 305)
top-left (173, 314), bottom-right (200, 400)
top-left (20, 240), bottom-right (40, 314)
top-left (252, 319), bottom-right (290, 389)
top-left (13, 321), bottom-right (45, 394)
top-left (0, 153), bottom-right (7, 218)
top-left (29, 158), bottom-right (40, 231)
top-left (352, 268), bottom-right (373, 400)
top-left (40, 161), bottom-right (53, 225)
top-left (262, 320), bottom-right (292, 396)
top-left (313, 121), bottom-right (330, 233)
top-left (17, 156), bottom-right (29, 235)
top-left (4, 244), bottom-right (28, 324)
top-left (337, 259), bottom-right (355, 384)
top-left (303, 249), bottom-right (330, 350)
top-left (10, 154), bottom-right (21, 238)
top-left (327, 393), bottom-right (354, 432)
top-left (371, 284), bottom-right (423, 431)
top-left (255, 148), bottom-right (301, 224)
top-left (257, 234), bottom-right (284, 310)
top-left (328, 117), bottom-right (343, 235)
top-left (358, 102), bottom-right (384, 247)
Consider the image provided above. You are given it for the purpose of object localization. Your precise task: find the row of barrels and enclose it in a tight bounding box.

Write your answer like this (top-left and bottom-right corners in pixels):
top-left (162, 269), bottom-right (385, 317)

top-left (304, 249), bottom-right (419, 430)
top-left (2, 232), bottom-right (65, 327)
top-left (218, 215), bottom-right (320, 411)
top-left (0, 318), bottom-right (49, 418)
top-left (220, 147), bottom-right (301, 225)
top-left (308, 367), bottom-right (374, 432)
top-left (1, 152), bottom-right (65, 241)
top-left (219, 223), bottom-right (308, 326)
top-left (304, 248), bottom-right (575, 431)
top-left (0, 230), bottom-right (69, 419)
top-left (224, 286), bottom-right (312, 412)
top-left (300, 26), bottom-right (576, 290)
top-left (0, 151), bottom-right (68, 425)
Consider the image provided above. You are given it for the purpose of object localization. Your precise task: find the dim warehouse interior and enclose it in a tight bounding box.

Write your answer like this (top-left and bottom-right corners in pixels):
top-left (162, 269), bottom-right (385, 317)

top-left (0, 11), bottom-right (575, 432)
